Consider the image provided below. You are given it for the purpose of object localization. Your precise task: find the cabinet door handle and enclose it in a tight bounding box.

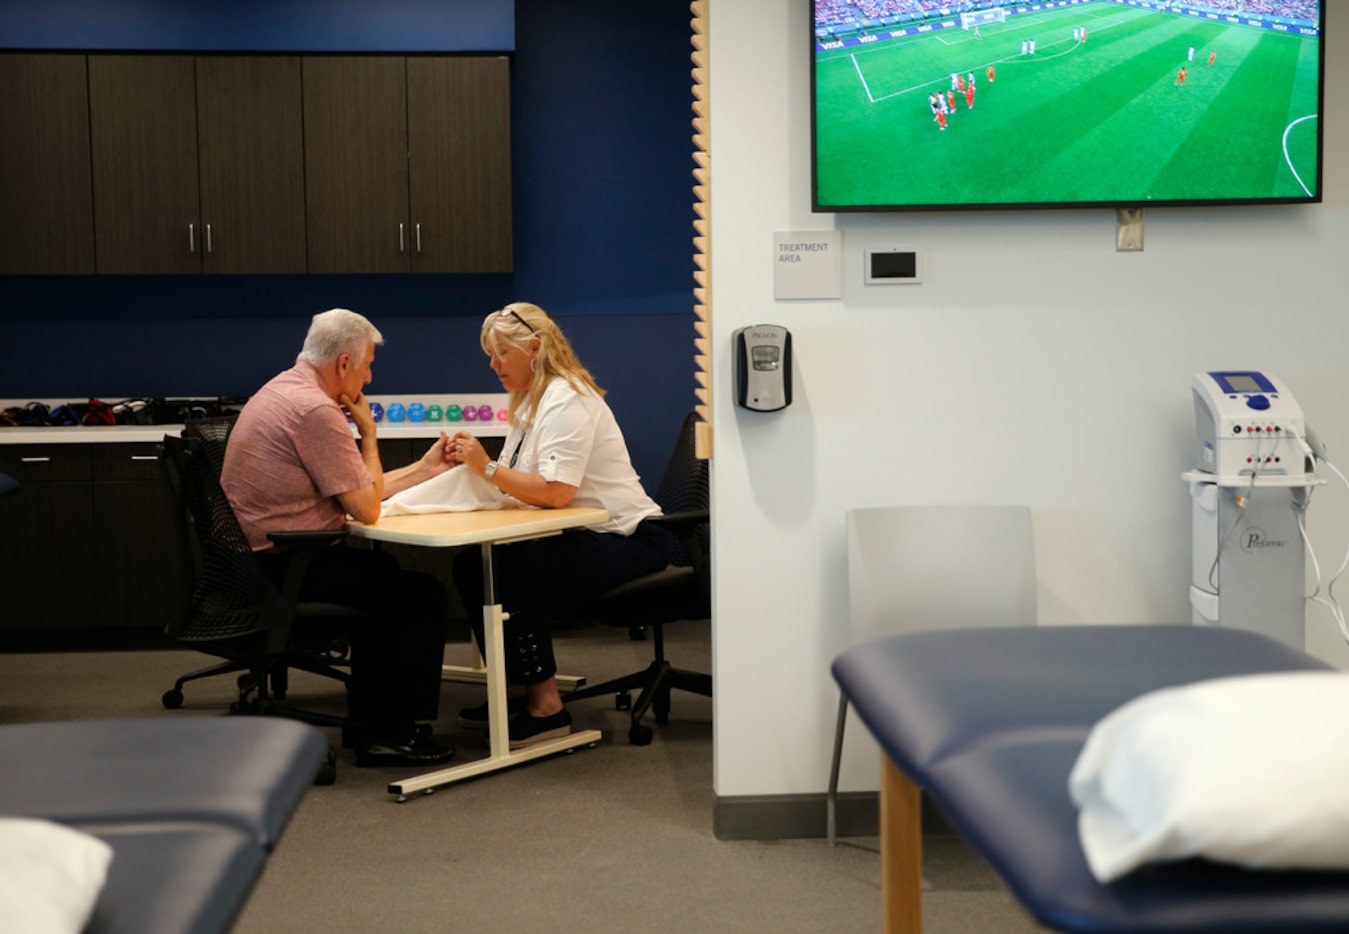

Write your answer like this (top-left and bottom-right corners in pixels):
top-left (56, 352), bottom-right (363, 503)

top-left (205, 224), bottom-right (213, 254)
top-left (130, 455), bottom-right (158, 462)
top-left (20, 456), bottom-right (51, 463)
top-left (188, 223), bottom-right (196, 253)
top-left (399, 223), bottom-right (406, 253)
top-left (415, 223), bottom-right (422, 253)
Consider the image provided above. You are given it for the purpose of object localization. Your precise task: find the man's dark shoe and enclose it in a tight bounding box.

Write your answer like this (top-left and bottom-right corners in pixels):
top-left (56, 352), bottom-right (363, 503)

top-left (508, 708), bottom-right (572, 750)
top-left (343, 722), bottom-right (433, 749)
top-left (457, 696), bottom-right (527, 730)
top-left (354, 732), bottom-right (455, 767)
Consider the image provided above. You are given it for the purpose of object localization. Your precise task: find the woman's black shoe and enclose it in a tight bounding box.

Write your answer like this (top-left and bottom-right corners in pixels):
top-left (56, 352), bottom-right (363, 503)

top-left (508, 708), bottom-right (572, 750)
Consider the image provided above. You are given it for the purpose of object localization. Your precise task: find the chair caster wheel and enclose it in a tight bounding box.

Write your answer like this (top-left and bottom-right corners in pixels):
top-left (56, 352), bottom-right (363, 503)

top-left (236, 673), bottom-right (255, 691)
top-left (162, 689), bottom-right (184, 709)
top-left (312, 746), bottom-right (338, 786)
top-left (615, 690), bottom-right (632, 711)
top-left (628, 724), bottom-right (653, 746)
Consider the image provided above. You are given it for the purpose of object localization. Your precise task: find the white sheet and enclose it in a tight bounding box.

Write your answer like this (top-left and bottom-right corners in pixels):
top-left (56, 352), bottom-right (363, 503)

top-left (382, 464), bottom-right (514, 516)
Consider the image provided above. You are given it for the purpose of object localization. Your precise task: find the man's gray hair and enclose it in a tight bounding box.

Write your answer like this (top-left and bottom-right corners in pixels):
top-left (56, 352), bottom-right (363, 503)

top-left (297, 308), bottom-right (384, 367)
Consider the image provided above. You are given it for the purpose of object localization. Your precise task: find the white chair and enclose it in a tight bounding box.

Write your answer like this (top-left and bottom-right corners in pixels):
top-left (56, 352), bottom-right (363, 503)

top-left (828, 504), bottom-right (1038, 844)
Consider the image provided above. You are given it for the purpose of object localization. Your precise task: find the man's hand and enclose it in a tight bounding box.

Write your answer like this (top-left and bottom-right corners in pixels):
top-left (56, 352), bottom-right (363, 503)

top-left (382, 431), bottom-right (457, 501)
top-left (340, 392), bottom-right (377, 439)
top-left (419, 431), bottom-right (455, 471)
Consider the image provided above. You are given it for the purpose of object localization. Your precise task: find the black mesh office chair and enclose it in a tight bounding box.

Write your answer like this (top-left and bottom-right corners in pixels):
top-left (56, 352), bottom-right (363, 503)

top-left (563, 411), bottom-right (712, 745)
top-left (159, 420), bottom-right (354, 729)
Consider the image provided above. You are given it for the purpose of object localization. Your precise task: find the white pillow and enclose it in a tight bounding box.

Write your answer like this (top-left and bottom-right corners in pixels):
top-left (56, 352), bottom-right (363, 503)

top-left (1069, 670), bottom-right (1349, 883)
top-left (0, 817), bottom-right (113, 934)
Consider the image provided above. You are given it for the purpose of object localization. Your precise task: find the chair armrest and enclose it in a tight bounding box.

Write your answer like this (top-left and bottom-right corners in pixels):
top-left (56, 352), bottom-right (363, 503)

top-left (648, 509), bottom-right (709, 573)
top-left (648, 509), bottom-right (709, 534)
top-left (266, 529), bottom-right (349, 550)
top-left (266, 531), bottom-right (348, 606)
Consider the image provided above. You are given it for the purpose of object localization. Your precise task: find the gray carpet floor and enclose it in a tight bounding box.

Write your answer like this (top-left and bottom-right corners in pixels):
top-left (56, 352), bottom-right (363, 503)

top-left (0, 621), bottom-right (1038, 932)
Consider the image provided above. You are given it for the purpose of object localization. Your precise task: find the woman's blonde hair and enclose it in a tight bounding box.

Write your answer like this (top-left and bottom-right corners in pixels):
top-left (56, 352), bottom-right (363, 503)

top-left (481, 302), bottom-right (604, 428)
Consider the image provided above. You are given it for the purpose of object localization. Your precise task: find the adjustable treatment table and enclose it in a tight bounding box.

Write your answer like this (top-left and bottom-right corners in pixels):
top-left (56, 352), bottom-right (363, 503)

top-left (831, 625), bottom-right (1349, 934)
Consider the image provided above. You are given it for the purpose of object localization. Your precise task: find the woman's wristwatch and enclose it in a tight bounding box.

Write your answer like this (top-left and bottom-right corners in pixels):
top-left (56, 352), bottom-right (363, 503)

top-left (482, 461), bottom-right (499, 483)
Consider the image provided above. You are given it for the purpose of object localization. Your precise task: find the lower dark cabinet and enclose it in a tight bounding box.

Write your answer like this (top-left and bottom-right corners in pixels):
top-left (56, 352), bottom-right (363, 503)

top-left (90, 444), bottom-right (189, 632)
top-left (0, 445), bottom-right (95, 631)
top-left (0, 442), bottom-right (185, 643)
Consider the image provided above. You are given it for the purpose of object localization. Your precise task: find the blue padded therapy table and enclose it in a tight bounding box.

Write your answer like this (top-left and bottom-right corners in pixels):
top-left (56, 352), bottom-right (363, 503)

top-left (0, 717), bottom-right (327, 934)
top-left (831, 625), bottom-right (1349, 934)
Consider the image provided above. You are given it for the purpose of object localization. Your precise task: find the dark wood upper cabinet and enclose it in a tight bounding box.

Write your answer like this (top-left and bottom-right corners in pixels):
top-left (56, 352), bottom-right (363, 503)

top-left (408, 57), bottom-right (513, 273)
top-left (306, 55), bottom-right (513, 274)
top-left (3, 52), bottom-right (509, 277)
top-left (0, 54), bottom-right (96, 275)
top-left (196, 56), bottom-right (306, 274)
top-left (303, 56), bottom-right (412, 274)
top-left (88, 55), bottom-right (202, 275)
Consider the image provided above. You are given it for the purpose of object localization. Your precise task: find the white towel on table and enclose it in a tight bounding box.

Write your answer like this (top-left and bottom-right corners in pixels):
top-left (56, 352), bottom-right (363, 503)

top-left (382, 464), bottom-right (513, 516)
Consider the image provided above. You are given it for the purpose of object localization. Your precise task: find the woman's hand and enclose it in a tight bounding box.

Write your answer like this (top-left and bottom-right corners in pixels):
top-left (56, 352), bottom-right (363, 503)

top-left (450, 431), bottom-right (492, 476)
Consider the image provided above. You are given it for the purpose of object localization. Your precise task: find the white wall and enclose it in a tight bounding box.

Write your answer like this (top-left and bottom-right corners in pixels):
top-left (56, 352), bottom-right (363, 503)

top-left (708, 1), bottom-right (1349, 798)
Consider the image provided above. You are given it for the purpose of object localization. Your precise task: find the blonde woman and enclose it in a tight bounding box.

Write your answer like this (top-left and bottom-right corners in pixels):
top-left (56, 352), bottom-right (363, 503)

top-left (448, 303), bottom-right (676, 748)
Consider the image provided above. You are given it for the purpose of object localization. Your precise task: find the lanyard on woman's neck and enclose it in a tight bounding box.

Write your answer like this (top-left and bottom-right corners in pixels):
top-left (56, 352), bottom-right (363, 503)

top-left (508, 431), bottom-right (527, 468)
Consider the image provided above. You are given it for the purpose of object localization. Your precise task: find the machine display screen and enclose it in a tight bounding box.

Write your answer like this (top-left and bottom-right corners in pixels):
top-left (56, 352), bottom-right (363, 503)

top-left (1224, 375), bottom-right (1262, 393)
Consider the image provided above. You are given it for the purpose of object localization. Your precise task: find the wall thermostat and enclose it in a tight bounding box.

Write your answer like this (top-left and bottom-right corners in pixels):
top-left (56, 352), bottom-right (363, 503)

top-left (864, 248), bottom-right (924, 285)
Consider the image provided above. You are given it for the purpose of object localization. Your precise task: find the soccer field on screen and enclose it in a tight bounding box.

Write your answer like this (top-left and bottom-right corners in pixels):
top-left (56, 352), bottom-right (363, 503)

top-left (812, 4), bottom-right (1321, 209)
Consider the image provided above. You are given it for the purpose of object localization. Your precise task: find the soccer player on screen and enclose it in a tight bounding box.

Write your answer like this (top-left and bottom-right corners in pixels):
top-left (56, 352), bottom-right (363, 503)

top-left (930, 92), bottom-right (947, 131)
top-left (1176, 66), bottom-right (1187, 86)
top-left (1209, 51), bottom-right (1217, 66)
top-left (987, 64), bottom-right (995, 83)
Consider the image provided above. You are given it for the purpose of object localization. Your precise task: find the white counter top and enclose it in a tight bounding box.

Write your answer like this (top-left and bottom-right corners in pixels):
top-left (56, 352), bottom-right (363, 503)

top-left (0, 394), bottom-right (511, 445)
top-left (0, 422), bottom-right (511, 445)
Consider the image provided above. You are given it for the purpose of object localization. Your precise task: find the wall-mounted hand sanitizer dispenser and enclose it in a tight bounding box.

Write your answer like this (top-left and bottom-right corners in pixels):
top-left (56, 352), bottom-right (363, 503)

top-left (734, 324), bottom-right (792, 412)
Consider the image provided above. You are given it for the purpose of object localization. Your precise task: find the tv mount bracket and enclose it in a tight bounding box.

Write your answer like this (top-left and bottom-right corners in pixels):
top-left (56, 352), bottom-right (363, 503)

top-left (1116, 207), bottom-right (1144, 253)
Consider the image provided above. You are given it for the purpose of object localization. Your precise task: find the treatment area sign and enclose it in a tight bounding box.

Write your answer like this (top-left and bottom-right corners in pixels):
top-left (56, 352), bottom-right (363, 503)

top-left (773, 230), bottom-right (841, 300)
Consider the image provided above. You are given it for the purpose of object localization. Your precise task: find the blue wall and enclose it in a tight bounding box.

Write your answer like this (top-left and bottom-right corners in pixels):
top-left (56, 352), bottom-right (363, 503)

top-left (0, 0), bottom-right (515, 51)
top-left (0, 0), bottom-right (696, 485)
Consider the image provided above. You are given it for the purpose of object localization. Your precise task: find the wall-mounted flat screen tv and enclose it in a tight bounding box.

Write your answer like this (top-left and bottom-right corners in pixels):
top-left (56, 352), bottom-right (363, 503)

top-left (811, 1), bottom-right (1324, 212)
